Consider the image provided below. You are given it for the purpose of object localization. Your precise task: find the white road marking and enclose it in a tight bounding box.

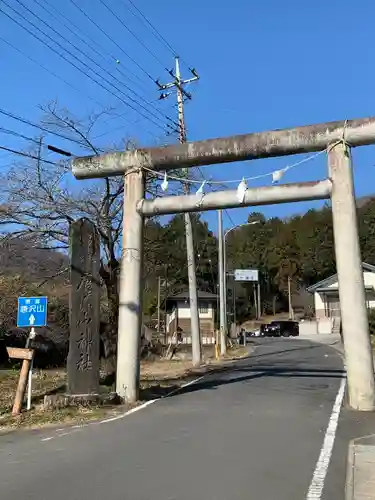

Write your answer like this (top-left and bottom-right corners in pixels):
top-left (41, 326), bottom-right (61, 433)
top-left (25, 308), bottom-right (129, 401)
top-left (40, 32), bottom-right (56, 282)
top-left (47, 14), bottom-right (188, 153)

top-left (96, 375), bottom-right (205, 425)
top-left (40, 375), bottom-right (206, 441)
top-left (96, 399), bottom-right (156, 425)
top-left (306, 377), bottom-right (346, 500)
top-left (41, 429), bottom-right (84, 442)
top-left (165, 375), bottom-right (205, 397)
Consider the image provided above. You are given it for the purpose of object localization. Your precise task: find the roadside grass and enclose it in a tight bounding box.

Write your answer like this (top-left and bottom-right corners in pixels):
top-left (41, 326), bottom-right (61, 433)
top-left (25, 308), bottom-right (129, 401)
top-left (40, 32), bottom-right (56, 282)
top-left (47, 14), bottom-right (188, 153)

top-left (0, 368), bottom-right (66, 416)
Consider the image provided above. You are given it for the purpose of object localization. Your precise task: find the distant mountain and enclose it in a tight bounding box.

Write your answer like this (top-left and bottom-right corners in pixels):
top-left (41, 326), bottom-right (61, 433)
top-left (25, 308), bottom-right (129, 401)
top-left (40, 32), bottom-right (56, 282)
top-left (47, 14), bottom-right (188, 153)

top-left (357, 195), bottom-right (375, 209)
top-left (0, 238), bottom-right (68, 281)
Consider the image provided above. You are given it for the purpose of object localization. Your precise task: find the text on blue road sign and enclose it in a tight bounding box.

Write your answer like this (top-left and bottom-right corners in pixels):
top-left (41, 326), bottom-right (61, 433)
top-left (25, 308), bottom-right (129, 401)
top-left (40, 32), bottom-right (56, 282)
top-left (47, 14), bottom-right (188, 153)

top-left (17, 297), bottom-right (48, 328)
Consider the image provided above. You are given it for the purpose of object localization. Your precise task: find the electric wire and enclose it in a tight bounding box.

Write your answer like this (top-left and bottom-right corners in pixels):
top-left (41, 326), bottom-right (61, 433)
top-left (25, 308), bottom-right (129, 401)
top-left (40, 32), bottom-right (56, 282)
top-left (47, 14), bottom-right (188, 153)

top-left (38, 0), bottom-right (150, 94)
top-left (68, 0), bottom-right (155, 83)
top-left (0, 107), bottom-right (99, 149)
top-left (0, 37), bottom-right (161, 141)
top-left (0, 4), bottom-right (168, 133)
top-left (122, 0), bottom-right (177, 56)
top-left (225, 210), bottom-right (237, 229)
top-left (30, 0), bottom-right (177, 127)
top-left (0, 127), bottom-right (46, 146)
top-left (98, 0), bottom-right (169, 70)
top-left (9, 0), bottom-right (175, 130)
top-left (122, 0), bottom-right (192, 70)
top-left (0, 35), bottom-right (107, 110)
top-left (0, 145), bottom-right (61, 166)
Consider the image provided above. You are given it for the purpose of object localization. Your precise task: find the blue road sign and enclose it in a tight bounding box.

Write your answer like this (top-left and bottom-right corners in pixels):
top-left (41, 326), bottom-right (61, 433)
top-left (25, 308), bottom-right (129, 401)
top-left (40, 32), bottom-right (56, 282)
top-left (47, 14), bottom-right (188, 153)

top-left (17, 297), bottom-right (48, 328)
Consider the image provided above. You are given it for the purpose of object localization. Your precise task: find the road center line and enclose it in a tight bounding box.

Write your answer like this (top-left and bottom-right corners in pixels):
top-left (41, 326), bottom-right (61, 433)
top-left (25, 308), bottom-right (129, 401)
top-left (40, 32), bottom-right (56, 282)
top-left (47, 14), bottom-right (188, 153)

top-left (306, 376), bottom-right (346, 500)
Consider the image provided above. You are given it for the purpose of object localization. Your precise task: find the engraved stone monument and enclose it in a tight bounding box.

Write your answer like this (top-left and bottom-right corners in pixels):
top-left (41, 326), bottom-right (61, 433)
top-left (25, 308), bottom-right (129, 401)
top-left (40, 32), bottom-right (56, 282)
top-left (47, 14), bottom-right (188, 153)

top-left (67, 218), bottom-right (100, 396)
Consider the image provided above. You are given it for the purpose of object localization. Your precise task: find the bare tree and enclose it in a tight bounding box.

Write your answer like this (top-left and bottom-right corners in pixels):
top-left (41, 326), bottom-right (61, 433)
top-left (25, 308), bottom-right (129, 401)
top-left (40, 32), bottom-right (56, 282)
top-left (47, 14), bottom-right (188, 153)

top-left (0, 102), bottom-right (206, 374)
top-left (0, 103), bottom-right (137, 374)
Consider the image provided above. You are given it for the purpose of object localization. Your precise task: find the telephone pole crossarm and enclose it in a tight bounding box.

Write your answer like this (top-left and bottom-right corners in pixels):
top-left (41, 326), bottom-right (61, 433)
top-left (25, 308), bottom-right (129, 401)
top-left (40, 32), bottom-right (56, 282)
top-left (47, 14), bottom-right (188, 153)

top-left (73, 116), bottom-right (375, 179)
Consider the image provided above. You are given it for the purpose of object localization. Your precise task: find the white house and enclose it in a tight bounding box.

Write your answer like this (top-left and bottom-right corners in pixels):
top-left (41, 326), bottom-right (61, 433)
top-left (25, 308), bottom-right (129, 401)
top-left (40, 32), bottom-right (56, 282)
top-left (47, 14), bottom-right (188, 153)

top-left (306, 262), bottom-right (375, 334)
top-left (165, 290), bottom-right (217, 344)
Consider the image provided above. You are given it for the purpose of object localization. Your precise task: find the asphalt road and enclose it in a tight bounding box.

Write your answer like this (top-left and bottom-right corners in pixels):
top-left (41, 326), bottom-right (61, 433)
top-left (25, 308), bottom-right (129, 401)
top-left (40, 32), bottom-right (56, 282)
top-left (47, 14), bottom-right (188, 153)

top-left (1, 338), bottom-right (371, 500)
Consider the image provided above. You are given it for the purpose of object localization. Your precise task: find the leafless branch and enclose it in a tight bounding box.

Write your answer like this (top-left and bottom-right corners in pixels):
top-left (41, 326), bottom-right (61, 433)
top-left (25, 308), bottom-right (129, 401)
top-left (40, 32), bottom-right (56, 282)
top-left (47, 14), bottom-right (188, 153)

top-left (36, 265), bottom-right (69, 288)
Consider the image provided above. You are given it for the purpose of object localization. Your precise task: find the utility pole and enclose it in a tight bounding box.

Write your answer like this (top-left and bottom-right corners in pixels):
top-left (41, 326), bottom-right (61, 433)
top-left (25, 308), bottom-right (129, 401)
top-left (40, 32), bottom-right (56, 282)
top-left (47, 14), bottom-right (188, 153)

top-left (218, 210), bottom-right (227, 355)
top-left (158, 57), bottom-right (202, 366)
top-left (253, 284), bottom-right (258, 319)
top-left (233, 280), bottom-right (236, 328)
top-left (157, 276), bottom-right (161, 332)
top-left (257, 281), bottom-right (261, 319)
top-left (164, 265), bottom-right (168, 344)
top-left (288, 276), bottom-right (293, 320)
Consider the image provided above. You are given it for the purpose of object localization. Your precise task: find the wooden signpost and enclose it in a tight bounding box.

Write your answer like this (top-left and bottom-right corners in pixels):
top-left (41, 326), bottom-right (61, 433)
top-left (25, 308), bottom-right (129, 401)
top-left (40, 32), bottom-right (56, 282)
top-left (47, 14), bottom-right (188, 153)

top-left (6, 346), bottom-right (35, 416)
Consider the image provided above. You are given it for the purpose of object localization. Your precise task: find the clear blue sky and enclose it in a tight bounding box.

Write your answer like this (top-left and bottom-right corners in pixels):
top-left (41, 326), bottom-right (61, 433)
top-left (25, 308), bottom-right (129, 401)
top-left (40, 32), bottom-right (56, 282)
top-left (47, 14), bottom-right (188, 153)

top-left (1, 0), bottom-right (374, 233)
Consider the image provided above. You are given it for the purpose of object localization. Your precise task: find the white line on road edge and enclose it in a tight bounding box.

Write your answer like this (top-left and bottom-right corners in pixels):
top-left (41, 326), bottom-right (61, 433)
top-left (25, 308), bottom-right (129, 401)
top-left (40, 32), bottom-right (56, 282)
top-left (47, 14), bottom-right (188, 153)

top-left (41, 428), bottom-right (87, 442)
top-left (40, 375), bottom-right (206, 441)
top-left (306, 377), bottom-right (346, 500)
top-left (164, 375), bottom-right (205, 397)
top-left (96, 399), bottom-right (156, 425)
top-left (96, 375), bottom-right (205, 425)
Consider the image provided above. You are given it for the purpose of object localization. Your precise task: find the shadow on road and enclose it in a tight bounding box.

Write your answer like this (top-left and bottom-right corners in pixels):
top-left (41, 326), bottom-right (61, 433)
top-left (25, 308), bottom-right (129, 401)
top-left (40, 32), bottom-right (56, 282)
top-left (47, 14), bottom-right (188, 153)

top-left (170, 367), bottom-right (345, 397)
top-left (163, 341), bottom-right (344, 398)
top-left (248, 339), bottom-right (340, 360)
top-left (141, 341), bottom-right (344, 400)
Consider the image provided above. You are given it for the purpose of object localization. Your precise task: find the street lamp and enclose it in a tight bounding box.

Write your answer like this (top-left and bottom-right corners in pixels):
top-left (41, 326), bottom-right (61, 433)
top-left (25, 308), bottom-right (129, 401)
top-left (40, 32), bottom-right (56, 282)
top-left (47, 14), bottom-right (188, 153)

top-left (223, 220), bottom-right (260, 332)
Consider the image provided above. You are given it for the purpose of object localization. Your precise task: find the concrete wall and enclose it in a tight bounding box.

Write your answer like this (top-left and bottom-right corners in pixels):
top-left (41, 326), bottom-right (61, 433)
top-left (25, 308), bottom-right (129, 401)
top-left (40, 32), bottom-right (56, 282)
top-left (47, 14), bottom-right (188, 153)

top-left (299, 318), bottom-right (335, 335)
top-left (177, 301), bottom-right (214, 319)
top-left (317, 318), bottom-right (333, 335)
top-left (299, 320), bottom-right (318, 335)
top-left (314, 292), bottom-right (326, 317)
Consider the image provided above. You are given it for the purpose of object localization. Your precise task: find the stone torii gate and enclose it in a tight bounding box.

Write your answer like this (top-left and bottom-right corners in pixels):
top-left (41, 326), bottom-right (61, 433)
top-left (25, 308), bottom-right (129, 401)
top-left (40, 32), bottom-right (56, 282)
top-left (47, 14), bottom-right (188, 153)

top-left (73, 117), bottom-right (375, 411)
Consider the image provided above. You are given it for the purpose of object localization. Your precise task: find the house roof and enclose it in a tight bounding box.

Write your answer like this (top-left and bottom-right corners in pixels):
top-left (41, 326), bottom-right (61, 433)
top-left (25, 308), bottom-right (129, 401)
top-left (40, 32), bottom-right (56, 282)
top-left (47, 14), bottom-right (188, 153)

top-left (168, 290), bottom-right (218, 301)
top-left (313, 285), bottom-right (375, 294)
top-left (307, 262), bottom-right (375, 293)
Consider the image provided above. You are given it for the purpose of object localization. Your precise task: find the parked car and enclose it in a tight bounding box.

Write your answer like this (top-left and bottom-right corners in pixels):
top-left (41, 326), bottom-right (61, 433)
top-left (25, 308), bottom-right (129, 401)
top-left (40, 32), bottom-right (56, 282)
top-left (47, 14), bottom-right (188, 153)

top-left (260, 324), bottom-right (268, 336)
top-left (262, 320), bottom-right (299, 337)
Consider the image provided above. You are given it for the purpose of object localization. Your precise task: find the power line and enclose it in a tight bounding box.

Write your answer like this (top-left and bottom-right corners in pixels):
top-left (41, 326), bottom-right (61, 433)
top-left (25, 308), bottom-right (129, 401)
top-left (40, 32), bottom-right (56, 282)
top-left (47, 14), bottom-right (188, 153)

top-left (29, 0), bottom-right (176, 127)
top-left (9, 0), bottom-right (175, 130)
top-left (122, 0), bottom-right (192, 70)
top-left (37, 0), bottom-right (150, 94)
top-left (1, 4), bottom-right (169, 133)
top-left (0, 127), bottom-right (44, 146)
top-left (68, 0), bottom-right (155, 83)
top-left (98, 0), bottom-right (168, 70)
top-left (122, 0), bottom-right (177, 57)
top-left (0, 38), bottom-right (160, 143)
top-left (0, 35), bottom-right (106, 110)
top-left (0, 127), bottom-right (73, 157)
top-left (0, 145), bottom-right (60, 166)
top-left (224, 210), bottom-right (236, 228)
top-left (0, 107), bottom-right (96, 149)
top-left (0, 38), bottom-right (162, 142)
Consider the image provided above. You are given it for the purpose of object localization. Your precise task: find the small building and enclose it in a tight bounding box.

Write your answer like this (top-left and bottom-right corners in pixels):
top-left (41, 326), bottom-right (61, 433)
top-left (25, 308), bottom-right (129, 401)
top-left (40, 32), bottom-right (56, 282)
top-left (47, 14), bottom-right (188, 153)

top-left (165, 290), bottom-right (217, 344)
top-left (306, 262), bottom-right (375, 334)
